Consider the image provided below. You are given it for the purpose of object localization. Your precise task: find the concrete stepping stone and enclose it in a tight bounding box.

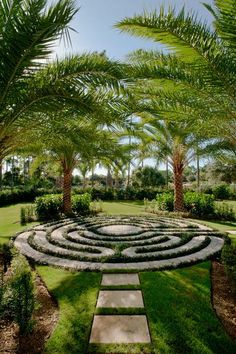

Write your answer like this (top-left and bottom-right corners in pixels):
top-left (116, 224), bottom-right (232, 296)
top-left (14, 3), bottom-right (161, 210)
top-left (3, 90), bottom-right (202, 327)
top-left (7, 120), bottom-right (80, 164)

top-left (226, 230), bottom-right (236, 235)
top-left (101, 273), bottom-right (140, 286)
top-left (89, 315), bottom-right (151, 343)
top-left (97, 290), bottom-right (144, 308)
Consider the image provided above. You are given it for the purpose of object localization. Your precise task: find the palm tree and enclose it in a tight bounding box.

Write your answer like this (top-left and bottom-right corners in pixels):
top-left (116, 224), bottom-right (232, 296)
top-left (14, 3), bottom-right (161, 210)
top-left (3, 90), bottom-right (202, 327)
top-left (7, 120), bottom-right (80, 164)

top-left (0, 0), bottom-right (125, 163)
top-left (116, 0), bottom-right (236, 146)
top-left (138, 117), bottom-right (199, 211)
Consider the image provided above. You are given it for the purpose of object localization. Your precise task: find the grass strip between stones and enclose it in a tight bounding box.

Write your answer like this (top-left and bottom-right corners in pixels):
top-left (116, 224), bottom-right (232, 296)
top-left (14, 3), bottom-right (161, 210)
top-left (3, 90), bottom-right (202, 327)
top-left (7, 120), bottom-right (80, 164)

top-left (95, 307), bottom-right (146, 315)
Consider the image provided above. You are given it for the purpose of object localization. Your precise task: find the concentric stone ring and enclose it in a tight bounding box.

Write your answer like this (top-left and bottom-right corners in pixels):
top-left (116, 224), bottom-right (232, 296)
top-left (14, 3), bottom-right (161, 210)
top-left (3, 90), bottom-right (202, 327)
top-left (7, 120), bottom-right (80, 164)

top-left (14, 216), bottom-right (225, 271)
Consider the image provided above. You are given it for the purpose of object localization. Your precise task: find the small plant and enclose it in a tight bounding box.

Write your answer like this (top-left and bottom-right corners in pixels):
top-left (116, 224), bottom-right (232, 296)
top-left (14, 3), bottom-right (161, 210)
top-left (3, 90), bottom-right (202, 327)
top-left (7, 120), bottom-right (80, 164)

top-left (212, 184), bottom-right (231, 200)
top-left (72, 193), bottom-right (91, 215)
top-left (214, 203), bottom-right (236, 221)
top-left (3, 252), bottom-right (35, 334)
top-left (156, 193), bottom-right (174, 212)
top-left (20, 207), bottom-right (26, 225)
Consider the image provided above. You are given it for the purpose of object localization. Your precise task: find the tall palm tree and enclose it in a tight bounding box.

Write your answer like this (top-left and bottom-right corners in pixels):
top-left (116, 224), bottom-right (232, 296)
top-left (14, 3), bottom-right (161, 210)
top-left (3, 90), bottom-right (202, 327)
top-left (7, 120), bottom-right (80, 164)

top-left (0, 0), bottom-right (125, 163)
top-left (138, 117), bottom-right (198, 211)
top-left (116, 0), bottom-right (236, 146)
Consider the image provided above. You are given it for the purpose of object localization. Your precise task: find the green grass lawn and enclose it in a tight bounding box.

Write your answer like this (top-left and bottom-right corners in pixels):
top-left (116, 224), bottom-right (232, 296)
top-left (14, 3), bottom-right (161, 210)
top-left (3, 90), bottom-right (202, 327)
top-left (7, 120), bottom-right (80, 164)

top-left (1, 201), bottom-right (236, 353)
top-left (141, 262), bottom-right (236, 354)
top-left (101, 200), bottom-right (146, 215)
top-left (0, 203), bottom-right (37, 244)
top-left (37, 267), bottom-right (101, 354)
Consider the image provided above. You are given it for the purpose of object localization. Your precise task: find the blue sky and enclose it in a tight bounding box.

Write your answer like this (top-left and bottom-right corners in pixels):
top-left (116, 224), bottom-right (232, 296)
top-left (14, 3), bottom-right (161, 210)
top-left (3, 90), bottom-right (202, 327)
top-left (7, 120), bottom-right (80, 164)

top-left (56, 0), bottom-right (214, 60)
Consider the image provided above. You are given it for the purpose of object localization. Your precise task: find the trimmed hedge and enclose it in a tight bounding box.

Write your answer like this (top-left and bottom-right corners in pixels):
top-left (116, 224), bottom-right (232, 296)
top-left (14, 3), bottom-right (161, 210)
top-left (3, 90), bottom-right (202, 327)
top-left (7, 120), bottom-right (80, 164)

top-left (74, 187), bottom-right (168, 201)
top-left (156, 192), bottom-right (215, 218)
top-left (35, 193), bottom-right (91, 220)
top-left (0, 187), bottom-right (62, 207)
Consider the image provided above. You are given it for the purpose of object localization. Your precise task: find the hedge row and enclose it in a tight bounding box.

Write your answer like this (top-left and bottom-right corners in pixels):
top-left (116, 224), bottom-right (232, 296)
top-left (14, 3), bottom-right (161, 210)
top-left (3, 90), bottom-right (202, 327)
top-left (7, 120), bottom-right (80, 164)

top-left (156, 192), bottom-right (236, 220)
top-left (0, 187), bottom-right (62, 207)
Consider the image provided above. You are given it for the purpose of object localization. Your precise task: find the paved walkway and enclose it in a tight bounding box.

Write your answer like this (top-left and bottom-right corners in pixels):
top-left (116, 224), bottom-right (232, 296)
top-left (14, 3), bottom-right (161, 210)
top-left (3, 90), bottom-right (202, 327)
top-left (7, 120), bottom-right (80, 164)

top-left (89, 273), bottom-right (151, 344)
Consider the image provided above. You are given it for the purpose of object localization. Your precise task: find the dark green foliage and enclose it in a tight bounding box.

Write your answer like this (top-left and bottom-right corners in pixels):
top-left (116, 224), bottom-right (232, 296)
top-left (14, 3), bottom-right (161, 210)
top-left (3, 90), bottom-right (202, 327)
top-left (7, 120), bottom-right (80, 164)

top-left (133, 166), bottom-right (166, 188)
top-left (156, 192), bottom-right (174, 211)
top-left (35, 193), bottom-right (91, 220)
top-left (212, 183), bottom-right (231, 200)
top-left (71, 193), bottom-right (91, 214)
top-left (156, 192), bottom-right (215, 218)
top-left (20, 207), bottom-right (26, 225)
top-left (184, 192), bottom-right (215, 217)
top-left (2, 253), bottom-right (35, 334)
top-left (35, 194), bottom-right (63, 221)
top-left (0, 187), bottom-right (62, 207)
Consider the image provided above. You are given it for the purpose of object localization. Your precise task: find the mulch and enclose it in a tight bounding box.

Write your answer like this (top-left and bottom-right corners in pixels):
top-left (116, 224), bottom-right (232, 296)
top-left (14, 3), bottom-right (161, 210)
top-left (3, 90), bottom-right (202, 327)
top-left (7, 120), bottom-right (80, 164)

top-left (212, 260), bottom-right (236, 340)
top-left (0, 272), bottom-right (58, 354)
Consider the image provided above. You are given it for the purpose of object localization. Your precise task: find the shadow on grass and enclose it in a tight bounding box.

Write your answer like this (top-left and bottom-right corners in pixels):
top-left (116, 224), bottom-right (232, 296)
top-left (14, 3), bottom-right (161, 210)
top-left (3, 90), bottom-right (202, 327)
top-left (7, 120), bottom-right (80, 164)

top-left (141, 262), bottom-right (236, 354)
top-left (37, 267), bottom-right (101, 354)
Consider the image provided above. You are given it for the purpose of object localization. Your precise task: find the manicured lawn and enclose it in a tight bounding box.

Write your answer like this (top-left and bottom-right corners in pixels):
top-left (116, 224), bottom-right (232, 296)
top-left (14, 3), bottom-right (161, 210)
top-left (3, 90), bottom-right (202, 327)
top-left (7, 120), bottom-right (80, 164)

top-left (37, 266), bottom-right (101, 354)
top-left (141, 262), bottom-right (236, 354)
top-left (102, 200), bottom-right (146, 215)
top-left (0, 203), bottom-right (37, 244)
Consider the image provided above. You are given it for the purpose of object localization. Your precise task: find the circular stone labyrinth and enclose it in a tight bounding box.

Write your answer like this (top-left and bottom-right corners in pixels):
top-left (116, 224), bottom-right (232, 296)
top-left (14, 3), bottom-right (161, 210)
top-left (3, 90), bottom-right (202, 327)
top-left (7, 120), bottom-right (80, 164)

top-left (14, 216), bottom-right (225, 271)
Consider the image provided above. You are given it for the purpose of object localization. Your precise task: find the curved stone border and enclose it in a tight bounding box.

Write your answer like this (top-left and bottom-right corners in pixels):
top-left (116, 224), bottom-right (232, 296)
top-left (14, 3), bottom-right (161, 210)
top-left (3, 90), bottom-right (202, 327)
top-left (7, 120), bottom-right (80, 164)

top-left (14, 216), bottom-right (225, 271)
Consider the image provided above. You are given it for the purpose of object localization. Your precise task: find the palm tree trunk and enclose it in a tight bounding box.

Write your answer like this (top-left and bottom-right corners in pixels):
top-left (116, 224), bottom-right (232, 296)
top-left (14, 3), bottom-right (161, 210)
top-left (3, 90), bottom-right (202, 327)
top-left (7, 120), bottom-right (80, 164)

top-left (173, 163), bottom-right (184, 212)
top-left (63, 166), bottom-right (72, 214)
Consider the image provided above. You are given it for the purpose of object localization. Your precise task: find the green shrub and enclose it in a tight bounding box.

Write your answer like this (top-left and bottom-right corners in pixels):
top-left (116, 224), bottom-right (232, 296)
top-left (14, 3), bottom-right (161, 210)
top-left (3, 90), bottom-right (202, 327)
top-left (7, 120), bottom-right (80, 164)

top-left (156, 193), bottom-right (174, 212)
top-left (72, 193), bottom-right (91, 214)
top-left (156, 192), bottom-right (215, 217)
top-left (184, 192), bottom-right (215, 218)
top-left (35, 193), bottom-right (92, 220)
top-left (212, 184), bottom-right (231, 200)
top-left (20, 207), bottom-right (26, 225)
top-left (35, 194), bottom-right (62, 220)
top-left (222, 243), bottom-right (236, 291)
top-left (0, 187), bottom-right (62, 207)
top-left (4, 253), bottom-right (35, 334)
top-left (214, 203), bottom-right (236, 221)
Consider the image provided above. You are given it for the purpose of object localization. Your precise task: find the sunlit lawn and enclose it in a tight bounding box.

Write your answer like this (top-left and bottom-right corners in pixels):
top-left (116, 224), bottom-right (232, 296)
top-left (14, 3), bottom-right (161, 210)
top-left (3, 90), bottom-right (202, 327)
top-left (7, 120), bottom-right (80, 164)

top-left (0, 203), bottom-right (37, 244)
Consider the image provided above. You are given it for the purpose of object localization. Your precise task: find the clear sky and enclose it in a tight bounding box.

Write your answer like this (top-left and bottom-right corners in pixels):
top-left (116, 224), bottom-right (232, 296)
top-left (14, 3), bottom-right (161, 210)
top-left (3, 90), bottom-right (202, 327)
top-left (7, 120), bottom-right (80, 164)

top-left (56, 0), bottom-right (214, 60)
top-left (57, 0), bottom-right (214, 175)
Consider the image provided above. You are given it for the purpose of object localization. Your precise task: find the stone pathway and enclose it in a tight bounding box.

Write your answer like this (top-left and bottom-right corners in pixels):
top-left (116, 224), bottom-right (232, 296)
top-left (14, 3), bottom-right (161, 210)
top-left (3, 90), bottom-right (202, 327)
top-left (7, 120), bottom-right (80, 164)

top-left (89, 273), bottom-right (151, 345)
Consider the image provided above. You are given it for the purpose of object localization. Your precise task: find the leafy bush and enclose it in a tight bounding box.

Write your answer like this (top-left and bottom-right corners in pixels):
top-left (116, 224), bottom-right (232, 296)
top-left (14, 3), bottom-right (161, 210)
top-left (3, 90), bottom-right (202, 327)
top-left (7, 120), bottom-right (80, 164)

top-left (35, 193), bottom-right (92, 220)
top-left (212, 184), bottom-right (231, 200)
top-left (2, 253), bottom-right (35, 334)
top-left (35, 194), bottom-right (62, 220)
top-left (214, 203), bottom-right (236, 221)
top-left (184, 192), bottom-right (215, 218)
top-left (156, 192), bottom-right (215, 218)
top-left (72, 193), bottom-right (91, 214)
top-left (156, 193), bottom-right (174, 212)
